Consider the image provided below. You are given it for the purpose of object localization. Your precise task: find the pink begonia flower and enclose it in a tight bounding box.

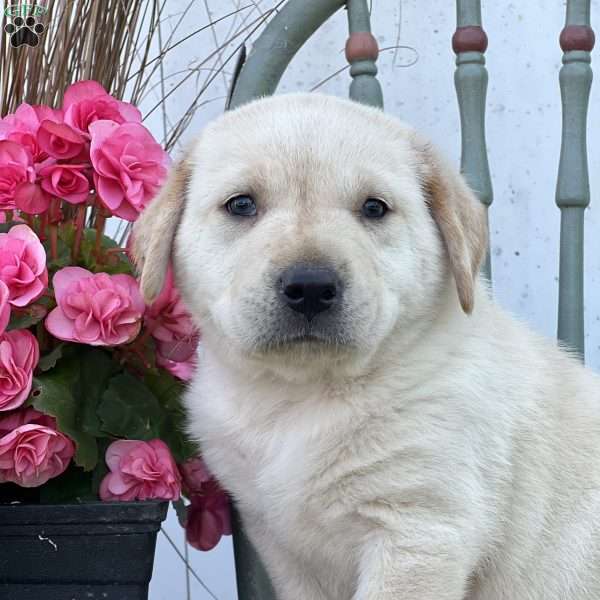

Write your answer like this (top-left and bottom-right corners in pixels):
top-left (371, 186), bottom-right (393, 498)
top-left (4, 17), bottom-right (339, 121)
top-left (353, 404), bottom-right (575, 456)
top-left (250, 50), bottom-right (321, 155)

top-left (33, 105), bottom-right (63, 123)
top-left (0, 140), bottom-right (38, 211)
top-left (89, 119), bottom-right (169, 221)
top-left (186, 493), bottom-right (232, 551)
top-left (145, 267), bottom-right (200, 368)
top-left (99, 439), bottom-right (181, 501)
top-left (180, 458), bottom-right (231, 551)
top-left (45, 267), bottom-right (144, 346)
top-left (63, 80), bottom-right (141, 137)
top-left (39, 163), bottom-right (90, 205)
top-left (145, 268), bottom-right (197, 342)
top-left (14, 183), bottom-right (51, 215)
top-left (0, 281), bottom-right (10, 335)
top-left (0, 407), bottom-right (74, 487)
top-left (0, 104), bottom-right (39, 139)
top-left (180, 456), bottom-right (212, 494)
top-left (156, 353), bottom-right (197, 381)
top-left (0, 224), bottom-right (48, 307)
top-left (0, 329), bottom-right (39, 411)
top-left (0, 103), bottom-right (63, 163)
top-left (156, 334), bottom-right (199, 364)
top-left (37, 120), bottom-right (86, 160)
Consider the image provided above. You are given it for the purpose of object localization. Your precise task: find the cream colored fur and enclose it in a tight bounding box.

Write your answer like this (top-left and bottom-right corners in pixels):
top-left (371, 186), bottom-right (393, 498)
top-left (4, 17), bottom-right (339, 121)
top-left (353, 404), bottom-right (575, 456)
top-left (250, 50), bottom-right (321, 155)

top-left (134, 94), bottom-right (600, 600)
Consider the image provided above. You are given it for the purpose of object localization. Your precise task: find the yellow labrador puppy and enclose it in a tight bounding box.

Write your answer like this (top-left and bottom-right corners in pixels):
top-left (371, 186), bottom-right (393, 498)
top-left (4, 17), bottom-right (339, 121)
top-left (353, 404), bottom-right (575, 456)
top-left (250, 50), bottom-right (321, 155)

top-left (134, 94), bottom-right (600, 600)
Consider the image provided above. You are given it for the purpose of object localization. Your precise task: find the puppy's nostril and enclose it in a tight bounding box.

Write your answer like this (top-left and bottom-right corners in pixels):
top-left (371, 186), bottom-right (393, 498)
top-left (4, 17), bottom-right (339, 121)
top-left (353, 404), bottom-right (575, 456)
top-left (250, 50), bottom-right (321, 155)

top-left (320, 287), bottom-right (336, 303)
top-left (284, 283), bottom-right (304, 302)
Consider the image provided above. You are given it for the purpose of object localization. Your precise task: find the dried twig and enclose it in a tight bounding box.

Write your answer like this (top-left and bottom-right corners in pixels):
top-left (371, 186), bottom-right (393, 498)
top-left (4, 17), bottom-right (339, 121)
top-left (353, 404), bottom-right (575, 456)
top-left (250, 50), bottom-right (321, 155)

top-left (0, 1), bottom-right (273, 151)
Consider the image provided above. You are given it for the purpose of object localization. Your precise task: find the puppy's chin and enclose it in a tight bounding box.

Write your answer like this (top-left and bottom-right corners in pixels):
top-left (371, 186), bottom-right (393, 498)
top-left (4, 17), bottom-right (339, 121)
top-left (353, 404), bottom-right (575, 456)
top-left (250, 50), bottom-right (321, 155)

top-left (250, 339), bottom-right (368, 382)
top-left (204, 322), bottom-right (371, 382)
top-left (257, 333), bottom-right (354, 356)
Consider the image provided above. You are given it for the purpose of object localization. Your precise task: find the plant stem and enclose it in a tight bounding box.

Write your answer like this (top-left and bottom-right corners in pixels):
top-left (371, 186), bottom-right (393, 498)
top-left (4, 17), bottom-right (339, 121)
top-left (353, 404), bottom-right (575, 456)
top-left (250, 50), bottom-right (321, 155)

top-left (72, 204), bottom-right (86, 261)
top-left (48, 198), bottom-right (61, 261)
top-left (94, 207), bottom-right (107, 265)
top-left (130, 344), bottom-right (151, 369)
top-left (39, 212), bottom-right (48, 241)
top-left (49, 226), bottom-right (58, 260)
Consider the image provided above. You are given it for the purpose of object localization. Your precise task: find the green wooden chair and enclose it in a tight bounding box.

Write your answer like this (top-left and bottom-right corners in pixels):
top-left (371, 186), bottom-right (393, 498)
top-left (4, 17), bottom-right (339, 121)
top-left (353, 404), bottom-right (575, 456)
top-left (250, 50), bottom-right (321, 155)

top-left (226, 0), bottom-right (594, 597)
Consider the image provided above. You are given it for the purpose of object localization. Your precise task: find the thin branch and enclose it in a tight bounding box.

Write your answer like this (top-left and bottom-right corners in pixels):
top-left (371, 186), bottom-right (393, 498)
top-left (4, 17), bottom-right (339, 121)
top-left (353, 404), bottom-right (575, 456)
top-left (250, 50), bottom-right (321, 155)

top-left (159, 527), bottom-right (220, 600)
top-left (310, 44), bottom-right (419, 91)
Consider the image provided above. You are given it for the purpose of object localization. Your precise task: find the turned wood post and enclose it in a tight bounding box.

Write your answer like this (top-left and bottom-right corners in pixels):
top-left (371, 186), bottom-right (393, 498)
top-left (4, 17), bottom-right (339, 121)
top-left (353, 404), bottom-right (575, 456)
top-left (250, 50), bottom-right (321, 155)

top-left (556, 0), bottom-right (594, 358)
top-left (345, 0), bottom-right (384, 108)
top-left (453, 1), bottom-right (493, 280)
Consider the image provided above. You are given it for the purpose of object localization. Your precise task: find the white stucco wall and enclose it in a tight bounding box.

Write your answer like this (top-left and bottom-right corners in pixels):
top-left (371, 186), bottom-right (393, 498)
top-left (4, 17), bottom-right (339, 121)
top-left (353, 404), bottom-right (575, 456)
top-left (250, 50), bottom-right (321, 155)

top-left (146, 1), bottom-right (600, 598)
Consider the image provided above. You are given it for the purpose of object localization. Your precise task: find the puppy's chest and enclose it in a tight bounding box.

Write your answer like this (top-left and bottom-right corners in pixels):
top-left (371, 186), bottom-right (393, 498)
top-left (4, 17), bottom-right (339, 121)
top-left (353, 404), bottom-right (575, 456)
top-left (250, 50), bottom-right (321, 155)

top-left (200, 403), bottom-right (354, 524)
top-left (191, 386), bottom-right (369, 567)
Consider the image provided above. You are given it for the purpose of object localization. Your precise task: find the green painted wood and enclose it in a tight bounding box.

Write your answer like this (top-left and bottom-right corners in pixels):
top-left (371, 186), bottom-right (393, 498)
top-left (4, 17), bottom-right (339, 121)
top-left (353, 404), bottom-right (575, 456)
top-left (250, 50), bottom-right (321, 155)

top-left (453, 1), bottom-right (493, 281)
top-left (229, 0), bottom-right (345, 109)
top-left (345, 0), bottom-right (384, 108)
top-left (567, 0), bottom-right (591, 25)
top-left (231, 509), bottom-right (277, 600)
top-left (555, 0), bottom-right (594, 358)
top-left (457, 1), bottom-right (481, 28)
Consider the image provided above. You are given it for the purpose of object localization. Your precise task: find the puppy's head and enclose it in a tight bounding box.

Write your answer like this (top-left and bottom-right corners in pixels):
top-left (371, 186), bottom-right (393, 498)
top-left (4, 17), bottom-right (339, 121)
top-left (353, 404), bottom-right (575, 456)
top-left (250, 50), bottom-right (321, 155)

top-left (133, 94), bottom-right (487, 377)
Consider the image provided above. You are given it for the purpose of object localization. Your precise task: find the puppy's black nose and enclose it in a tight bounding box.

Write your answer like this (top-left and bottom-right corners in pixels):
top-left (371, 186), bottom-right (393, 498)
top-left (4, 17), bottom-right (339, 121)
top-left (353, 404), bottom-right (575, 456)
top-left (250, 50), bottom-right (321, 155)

top-left (279, 265), bottom-right (339, 321)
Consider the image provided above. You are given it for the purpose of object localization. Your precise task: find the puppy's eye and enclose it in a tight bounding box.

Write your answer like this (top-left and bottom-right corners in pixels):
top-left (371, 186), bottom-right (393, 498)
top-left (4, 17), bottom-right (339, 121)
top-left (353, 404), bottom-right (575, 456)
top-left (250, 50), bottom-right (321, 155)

top-left (361, 198), bottom-right (388, 219)
top-left (226, 195), bottom-right (257, 217)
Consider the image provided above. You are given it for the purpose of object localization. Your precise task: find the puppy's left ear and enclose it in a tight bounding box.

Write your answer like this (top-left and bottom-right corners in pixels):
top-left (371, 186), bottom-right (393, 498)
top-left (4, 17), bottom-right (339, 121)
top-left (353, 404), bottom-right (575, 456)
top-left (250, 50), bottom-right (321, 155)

top-left (132, 157), bottom-right (191, 304)
top-left (415, 139), bottom-right (488, 314)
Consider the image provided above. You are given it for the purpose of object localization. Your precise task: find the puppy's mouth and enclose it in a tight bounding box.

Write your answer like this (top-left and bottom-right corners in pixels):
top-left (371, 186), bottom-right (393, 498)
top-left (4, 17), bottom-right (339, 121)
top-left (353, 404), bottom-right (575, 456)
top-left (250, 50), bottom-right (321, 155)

top-left (255, 328), bottom-right (353, 353)
top-left (274, 333), bottom-right (334, 347)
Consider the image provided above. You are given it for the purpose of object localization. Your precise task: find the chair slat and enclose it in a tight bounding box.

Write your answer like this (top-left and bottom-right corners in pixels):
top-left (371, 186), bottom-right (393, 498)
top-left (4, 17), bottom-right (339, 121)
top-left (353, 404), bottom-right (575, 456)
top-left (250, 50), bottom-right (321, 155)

top-left (453, 0), bottom-right (493, 280)
top-left (556, 0), bottom-right (594, 358)
top-left (345, 0), bottom-right (384, 108)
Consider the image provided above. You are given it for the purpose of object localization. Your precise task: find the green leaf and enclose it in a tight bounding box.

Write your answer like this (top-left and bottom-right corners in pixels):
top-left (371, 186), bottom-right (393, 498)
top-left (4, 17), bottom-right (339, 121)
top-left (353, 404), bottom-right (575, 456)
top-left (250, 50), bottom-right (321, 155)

top-left (0, 222), bottom-right (20, 234)
top-left (79, 228), bottom-right (133, 275)
top-left (58, 222), bottom-right (75, 246)
top-left (97, 372), bottom-right (165, 440)
top-left (32, 360), bottom-right (98, 471)
top-left (91, 438), bottom-right (111, 497)
top-left (72, 347), bottom-right (120, 437)
top-left (144, 370), bottom-right (184, 408)
top-left (37, 343), bottom-right (69, 372)
top-left (37, 346), bottom-right (120, 436)
top-left (39, 464), bottom-right (95, 504)
top-left (7, 304), bottom-right (48, 330)
top-left (145, 371), bottom-right (198, 462)
top-left (40, 437), bottom-right (113, 503)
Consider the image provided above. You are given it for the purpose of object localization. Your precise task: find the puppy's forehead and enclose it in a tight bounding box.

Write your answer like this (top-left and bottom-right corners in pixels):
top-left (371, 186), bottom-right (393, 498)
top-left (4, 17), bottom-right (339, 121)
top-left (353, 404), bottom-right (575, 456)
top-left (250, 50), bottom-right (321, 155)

top-left (192, 94), bottom-right (418, 176)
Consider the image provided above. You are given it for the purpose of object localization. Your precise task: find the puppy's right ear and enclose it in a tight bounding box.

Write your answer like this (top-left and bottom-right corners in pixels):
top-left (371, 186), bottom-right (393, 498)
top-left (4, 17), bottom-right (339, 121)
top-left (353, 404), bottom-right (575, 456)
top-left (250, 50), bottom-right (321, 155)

top-left (132, 157), bottom-right (191, 304)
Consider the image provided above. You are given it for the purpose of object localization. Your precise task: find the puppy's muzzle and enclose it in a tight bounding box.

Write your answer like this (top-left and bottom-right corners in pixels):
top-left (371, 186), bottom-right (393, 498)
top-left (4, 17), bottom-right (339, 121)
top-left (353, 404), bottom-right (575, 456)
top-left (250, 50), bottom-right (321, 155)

top-left (278, 264), bottom-right (340, 322)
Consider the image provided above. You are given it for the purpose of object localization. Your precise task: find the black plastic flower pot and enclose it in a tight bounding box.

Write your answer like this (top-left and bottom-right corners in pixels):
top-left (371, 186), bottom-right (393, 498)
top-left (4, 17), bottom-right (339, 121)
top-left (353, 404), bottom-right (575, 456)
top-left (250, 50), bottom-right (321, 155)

top-left (0, 500), bottom-right (168, 600)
